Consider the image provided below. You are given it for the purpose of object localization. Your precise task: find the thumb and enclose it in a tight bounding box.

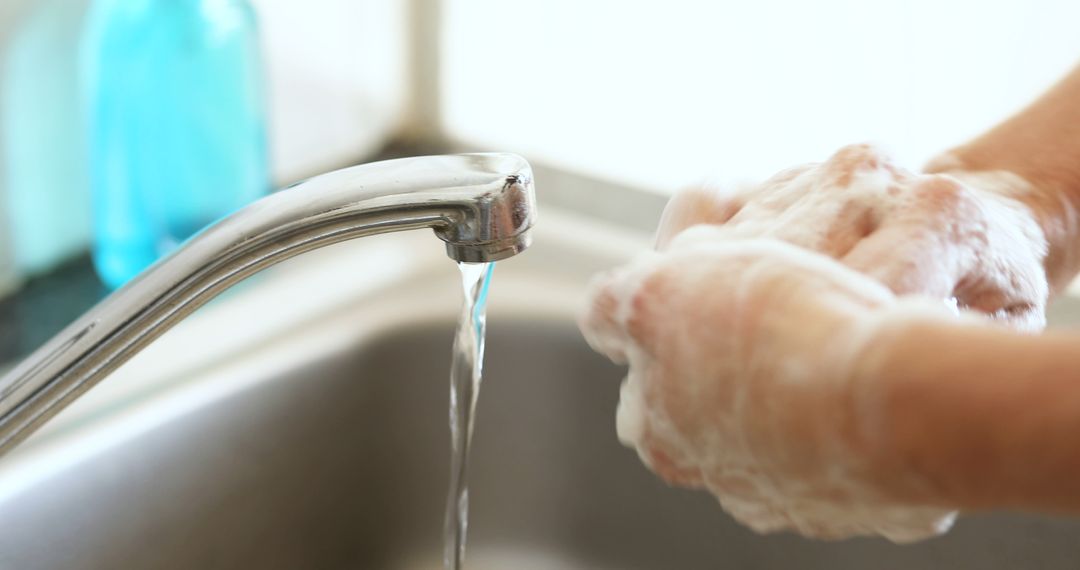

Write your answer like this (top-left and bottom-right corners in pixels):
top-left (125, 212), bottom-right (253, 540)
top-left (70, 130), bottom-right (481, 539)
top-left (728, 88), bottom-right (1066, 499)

top-left (655, 186), bottom-right (744, 250)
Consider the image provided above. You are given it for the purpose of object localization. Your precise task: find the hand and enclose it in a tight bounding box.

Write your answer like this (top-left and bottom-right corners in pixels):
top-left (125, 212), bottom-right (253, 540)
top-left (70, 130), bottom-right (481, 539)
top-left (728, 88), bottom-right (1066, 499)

top-left (657, 144), bottom-right (1049, 330)
top-left (582, 232), bottom-right (961, 541)
top-left (579, 144), bottom-right (1051, 541)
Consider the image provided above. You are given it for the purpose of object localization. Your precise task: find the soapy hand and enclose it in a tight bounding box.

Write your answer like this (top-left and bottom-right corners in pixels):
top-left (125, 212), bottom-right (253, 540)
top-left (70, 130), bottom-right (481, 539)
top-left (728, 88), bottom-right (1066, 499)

top-left (654, 144), bottom-right (1049, 330)
top-left (579, 144), bottom-right (1051, 541)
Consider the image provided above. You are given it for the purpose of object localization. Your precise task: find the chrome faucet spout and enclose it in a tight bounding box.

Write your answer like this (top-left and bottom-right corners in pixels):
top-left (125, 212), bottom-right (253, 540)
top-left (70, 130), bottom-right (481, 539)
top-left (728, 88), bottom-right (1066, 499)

top-left (0, 153), bottom-right (537, 457)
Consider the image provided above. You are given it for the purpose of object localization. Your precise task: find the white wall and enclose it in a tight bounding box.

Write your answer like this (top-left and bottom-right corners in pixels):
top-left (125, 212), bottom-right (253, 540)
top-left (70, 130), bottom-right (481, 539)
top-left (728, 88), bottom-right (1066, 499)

top-left (251, 0), bottom-right (408, 183)
top-left (443, 0), bottom-right (1080, 191)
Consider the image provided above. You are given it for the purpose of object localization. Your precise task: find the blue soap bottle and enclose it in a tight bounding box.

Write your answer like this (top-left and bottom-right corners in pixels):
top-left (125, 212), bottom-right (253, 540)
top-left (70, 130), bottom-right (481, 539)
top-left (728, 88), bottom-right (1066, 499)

top-left (82, 0), bottom-right (269, 289)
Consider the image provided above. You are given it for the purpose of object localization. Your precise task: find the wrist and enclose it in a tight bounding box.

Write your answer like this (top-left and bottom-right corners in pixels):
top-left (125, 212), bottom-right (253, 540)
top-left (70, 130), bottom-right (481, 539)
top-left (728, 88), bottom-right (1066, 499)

top-left (854, 312), bottom-right (1080, 512)
top-left (842, 302), bottom-right (972, 508)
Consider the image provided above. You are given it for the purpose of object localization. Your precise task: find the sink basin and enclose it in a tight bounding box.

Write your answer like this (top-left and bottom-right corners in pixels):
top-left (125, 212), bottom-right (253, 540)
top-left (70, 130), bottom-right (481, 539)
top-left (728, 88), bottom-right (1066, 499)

top-left (2, 205), bottom-right (1080, 569)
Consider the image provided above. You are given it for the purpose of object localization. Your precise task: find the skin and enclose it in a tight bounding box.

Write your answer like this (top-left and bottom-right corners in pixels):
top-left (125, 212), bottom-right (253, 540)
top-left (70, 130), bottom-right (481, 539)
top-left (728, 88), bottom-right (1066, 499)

top-left (878, 63), bottom-right (1080, 512)
top-left (926, 63), bottom-right (1080, 291)
top-left (584, 234), bottom-right (964, 540)
top-left (579, 62), bottom-right (1080, 538)
top-left (865, 322), bottom-right (1080, 512)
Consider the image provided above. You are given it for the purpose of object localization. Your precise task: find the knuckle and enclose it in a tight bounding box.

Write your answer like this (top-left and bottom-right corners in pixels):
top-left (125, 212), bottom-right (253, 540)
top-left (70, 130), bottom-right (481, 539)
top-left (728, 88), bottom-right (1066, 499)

top-left (820, 144), bottom-right (901, 189)
top-left (831, 143), bottom-right (885, 165)
top-left (579, 278), bottom-right (631, 361)
top-left (624, 272), bottom-right (667, 350)
top-left (913, 175), bottom-right (980, 216)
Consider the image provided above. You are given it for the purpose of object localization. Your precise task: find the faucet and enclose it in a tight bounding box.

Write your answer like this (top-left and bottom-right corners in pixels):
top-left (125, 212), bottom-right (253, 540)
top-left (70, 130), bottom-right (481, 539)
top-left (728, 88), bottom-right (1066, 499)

top-left (0, 153), bottom-right (536, 457)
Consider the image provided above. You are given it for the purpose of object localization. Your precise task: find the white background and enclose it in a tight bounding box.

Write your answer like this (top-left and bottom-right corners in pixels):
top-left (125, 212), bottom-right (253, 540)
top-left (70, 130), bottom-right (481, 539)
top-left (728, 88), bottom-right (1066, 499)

top-left (443, 0), bottom-right (1080, 190)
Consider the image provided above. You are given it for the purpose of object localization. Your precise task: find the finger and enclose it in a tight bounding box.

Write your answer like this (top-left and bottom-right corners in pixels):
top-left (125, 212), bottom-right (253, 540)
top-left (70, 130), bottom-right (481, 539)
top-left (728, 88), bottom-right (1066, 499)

top-left (950, 197), bottom-right (1049, 332)
top-left (841, 175), bottom-right (1049, 331)
top-left (842, 176), bottom-right (981, 299)
top-left (955, 285), bottom-right (1045, 331)
top-left (655, 186), bottom-right (744, 250)
top-left (639, 425), bottom-right (707, 488)
top-left (578, 258), bottom-right (665, 364)
top-left (578, 271), bottom-right (633, 364)
top-left (847, 226), bottom-right (1045, 330)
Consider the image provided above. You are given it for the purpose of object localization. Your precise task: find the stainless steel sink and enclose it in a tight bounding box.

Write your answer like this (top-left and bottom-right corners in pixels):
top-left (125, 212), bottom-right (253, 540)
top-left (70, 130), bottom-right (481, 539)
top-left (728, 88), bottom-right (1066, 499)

top-left (2, 208), bottom-right (1080, 569)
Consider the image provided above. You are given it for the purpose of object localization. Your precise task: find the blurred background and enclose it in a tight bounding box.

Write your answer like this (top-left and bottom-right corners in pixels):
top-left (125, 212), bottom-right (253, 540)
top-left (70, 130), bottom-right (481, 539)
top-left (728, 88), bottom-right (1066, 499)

top-left (1, 0), bottom-right (1079, 360)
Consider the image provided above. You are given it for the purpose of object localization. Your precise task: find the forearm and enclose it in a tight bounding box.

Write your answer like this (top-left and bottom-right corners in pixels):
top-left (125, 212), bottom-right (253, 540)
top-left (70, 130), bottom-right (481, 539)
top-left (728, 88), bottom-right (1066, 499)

top-left (863, 319), bottom-right (1080, 512)
top-left (927, 64), bottom-right (1080, 290)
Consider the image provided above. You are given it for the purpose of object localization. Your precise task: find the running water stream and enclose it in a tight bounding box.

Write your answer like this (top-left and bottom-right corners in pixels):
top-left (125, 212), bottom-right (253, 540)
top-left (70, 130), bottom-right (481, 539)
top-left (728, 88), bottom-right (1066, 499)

top-left (444, 262), bottom-right (494, 570)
